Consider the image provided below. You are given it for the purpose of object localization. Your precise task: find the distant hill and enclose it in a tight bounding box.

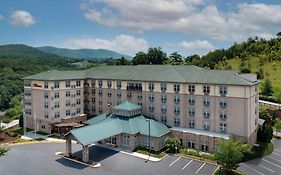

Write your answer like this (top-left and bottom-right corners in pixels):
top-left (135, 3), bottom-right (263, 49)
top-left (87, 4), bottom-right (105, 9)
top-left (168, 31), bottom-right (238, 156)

top-left (37, 46), bottom-right (132, 60)
top-left (0, 44), bottom-right (78, 110)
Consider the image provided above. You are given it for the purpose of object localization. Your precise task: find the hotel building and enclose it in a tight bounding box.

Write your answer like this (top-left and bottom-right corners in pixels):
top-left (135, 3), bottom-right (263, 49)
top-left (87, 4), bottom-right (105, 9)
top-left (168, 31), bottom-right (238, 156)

top-left (23, 65), bottom-right (259, 152)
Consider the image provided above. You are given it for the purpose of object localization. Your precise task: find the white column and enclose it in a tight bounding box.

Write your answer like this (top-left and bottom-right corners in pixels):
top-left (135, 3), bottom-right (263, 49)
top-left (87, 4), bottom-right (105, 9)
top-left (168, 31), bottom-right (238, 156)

top-left (66, 139), bottom-right (72, 157)
top-left (82, 145), bottom-right (89, 163)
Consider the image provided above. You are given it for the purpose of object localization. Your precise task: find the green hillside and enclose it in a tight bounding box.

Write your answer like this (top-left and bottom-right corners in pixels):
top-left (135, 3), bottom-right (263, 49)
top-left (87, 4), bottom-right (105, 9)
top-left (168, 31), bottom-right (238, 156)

top-left (37, 46), bottom-right (132, 60)
top-left (0, 44), bottom-right (78, 110)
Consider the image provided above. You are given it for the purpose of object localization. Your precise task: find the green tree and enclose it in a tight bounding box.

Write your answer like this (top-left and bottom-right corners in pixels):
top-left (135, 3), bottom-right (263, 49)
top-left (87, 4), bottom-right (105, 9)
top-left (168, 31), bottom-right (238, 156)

top-left (147, 47), bottom-right (167, 64)
top-left (132, 52), bottom-right (148, 65)
top-left (274, 118), bottom-right (281, 132)
top-left (259, 107), bottom-right (269, 120)
top-left (273, 90), bottom-right (281, 103)
top-left (169, 52), bottom-right (183, 64)
top-left (185, 54), bottom-right (200, 63)
top-left (116, 57), bottom-right (130, 65)
top-left (214, 139), bottom-right (251, 174)
top-left (165, 136), bottom-right (181, 153)
top-left (261, 79), bottom-right (273, 96)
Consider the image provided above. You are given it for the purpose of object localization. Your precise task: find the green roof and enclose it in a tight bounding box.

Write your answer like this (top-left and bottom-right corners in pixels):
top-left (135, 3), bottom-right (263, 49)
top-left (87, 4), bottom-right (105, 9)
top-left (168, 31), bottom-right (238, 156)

top-left (66, 112), bottom-right (170, 145)
top-left (113, 101), bottom-right (141, 111)
top-left (24, 65), bottom-right (258, 85)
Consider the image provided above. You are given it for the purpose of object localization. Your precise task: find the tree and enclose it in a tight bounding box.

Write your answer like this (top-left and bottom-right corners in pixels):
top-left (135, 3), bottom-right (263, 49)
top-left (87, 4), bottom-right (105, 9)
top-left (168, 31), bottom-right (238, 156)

top-left (261, 79), bottom-right (273, 96)
top-left (214, 139), bottom-right (251, 174)
top-left (185, 54), bottom-right (200, 63)
top-left (277, 32), bottom-right (281, 38)
top-left (147, 47), bottom-right (167, 64)
top-left (273, 90), bottom-right (281, 103)
top-left (274, 118), bottom-right (281, 132)
top-left (169, 52), bottom-right (183, 64)
top-left (132, 52), bottom-right (148, 65)
top-left (259, 107), bottom-right (269, 120)
top-left (116, 57), bottom-right (130, 65)
top-left (0, 126), bottom-right (4, 140)
top-left (165, 136), bottom-right (181, 153)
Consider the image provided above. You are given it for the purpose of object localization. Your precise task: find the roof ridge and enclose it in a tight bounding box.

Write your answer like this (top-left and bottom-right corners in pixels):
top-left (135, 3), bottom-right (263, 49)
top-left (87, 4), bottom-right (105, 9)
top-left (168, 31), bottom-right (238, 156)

top-left (170, 65), bottom-right (186, 82)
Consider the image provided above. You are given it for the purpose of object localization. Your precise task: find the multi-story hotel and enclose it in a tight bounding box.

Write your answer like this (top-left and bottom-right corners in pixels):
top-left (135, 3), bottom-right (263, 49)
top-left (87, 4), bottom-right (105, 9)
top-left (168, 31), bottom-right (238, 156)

top-left (23, 65), bottom-right (259, 152)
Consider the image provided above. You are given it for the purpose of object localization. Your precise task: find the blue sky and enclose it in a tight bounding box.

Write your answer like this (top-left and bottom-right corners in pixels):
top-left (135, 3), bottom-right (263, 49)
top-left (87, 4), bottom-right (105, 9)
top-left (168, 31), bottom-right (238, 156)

top-left (0, 0), bottom-right (281, 56)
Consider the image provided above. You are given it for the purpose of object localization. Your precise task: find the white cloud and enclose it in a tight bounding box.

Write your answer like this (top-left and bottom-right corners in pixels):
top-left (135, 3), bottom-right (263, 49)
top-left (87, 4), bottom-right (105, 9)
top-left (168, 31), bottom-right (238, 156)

top-left (82, 1), bottom-right (281, 41)
top-left (0, 14), bottom-right (4, 20)
top-left (64, 34), bottom-right (149, 55)
top-left (179, 40), bottom-right (215, 54)
top-left (10, 10), bottom-right (36, 27)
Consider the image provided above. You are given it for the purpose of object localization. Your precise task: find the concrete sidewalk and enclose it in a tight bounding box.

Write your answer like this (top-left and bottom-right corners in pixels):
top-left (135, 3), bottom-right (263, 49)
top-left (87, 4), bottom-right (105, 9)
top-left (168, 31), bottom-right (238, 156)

top-left (21, 131), bottom-right (64, 142)
top-left (0, 120), bottom-right (19, 130)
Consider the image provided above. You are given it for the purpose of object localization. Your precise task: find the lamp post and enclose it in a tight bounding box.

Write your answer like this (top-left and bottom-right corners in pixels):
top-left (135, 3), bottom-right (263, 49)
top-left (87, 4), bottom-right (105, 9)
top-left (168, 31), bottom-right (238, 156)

top-left (145, 119), bottom-right (151, 162)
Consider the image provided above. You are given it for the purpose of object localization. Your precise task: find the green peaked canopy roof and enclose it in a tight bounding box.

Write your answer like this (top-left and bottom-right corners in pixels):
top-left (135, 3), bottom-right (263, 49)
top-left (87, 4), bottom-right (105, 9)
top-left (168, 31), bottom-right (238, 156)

top-left (113, 101), bottom-right (142, 111)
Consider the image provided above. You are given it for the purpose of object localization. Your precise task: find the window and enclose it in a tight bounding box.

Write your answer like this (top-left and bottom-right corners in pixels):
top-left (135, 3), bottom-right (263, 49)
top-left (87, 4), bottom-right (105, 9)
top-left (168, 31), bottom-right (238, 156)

top-left (92, 106), bottom-right (96, 112)
top-left (66, 100), bottom-right (70, 107)
top-left (65, 91), bottom-right (70, 97)
top-left (44, 92), bottom-right (48, 99)
top-left (117, 81), bottom-right (122, 89)
top-left (107, 80), bottom-right (112, 88)
top-left (66, 110), bottom-right (70, 116)
top-left (220, 99), bottom-right (227, 108)
top-left (91, 98), bottom-right (95, 103)
top-left (148, 83), bottom-right (154, 91)
top-left (187, 140), bottom-right (195, 149)
top-left (149, 93), bottom-right (154, 102)
top-left (174, 106), bottom-right (180, 115)
top-left (76, 80), bottom-right (81, 87)
top-left (189, 118), bottom-right (195, 128)
top-left (91, 79), bottom-right (96, 87)
top-left (44, 102), bottom-right (48, 109)
top-left (174, 84), bottom-right (180, 93)
top-left (44, 81), bottom-right (48, 89)
top-left (137, 102), bottom-right (142, 106)
top-left (65, 81), bottom-right (71, 88)
top-left (24, 80), bottom-right (31, 87)
top-left (203, 109), bottom-right (210, 119)
top-left (44, 112), bottom-right (48, 118)
top-left (161, 105), bottom-right (167, 114)
top-left (99, 99), bottom-right (103, 106)
top-left (54, 92), bottom-right (60, 98)
top-left (201, 142), bottom-right (209, 151)
top-left (71, 112), bottom-right (76, 116)
top-left (161, 94), bottom-right (167, 103)
top-left (54, 112), bottom-right (60, 118)
top-left (76, 90), bottom-right (81, 96)
top-left (160, 83), bottom-right (167, 92)
top-left (203, 120), bottom-right (210, 130)
top-left (174, 117), bottom-right (180, 127)
top-left (25, 109), bottom-right (32, 115)
top-left (137, 93), bottom-right (142, 100)
top-left (149, 103), bottom-right (154, 112)
top-left (107, 99), bottom-right (112, 106)
top-left (76, 99), bottom-right (81, 105)
top-left (127, 83), bottom-right (142, 91)
top-left (24, 100), bottom-right (31, 106)
top-left (77, 108), bottom-right (81, 114)
top-left (189, 107), bottom-right (195, 116)
top-left (122, 135), bottom-right (130, 147)
top-left (54, 102), bottom-right (60, 108)
top-left (54, 81), bottom-right (60, 89)
top-left (188, 96), bottom-right (195, 105)
top-left (203, 85), bottom-right (210, 94)
top-left (203, 97), bottom-right (210, 107)
top-left (91, 89), bottom-right (95, 95)
top-left (98, 89), bottom-right (103, 96)
top-left (174, 95), bottom-right (180, 104)
top-left (219, 86), bottom-right (227, 96)
top-left (255, 96), bottom-right (258, 104)
top-left (117, 91), bottom-right (121, 98)
top-left (24, 90), bottom-right (31, 96)
top-left (220, 123), bottom-right (227, 133)
top-left (127, 92), bottom-right (132, 99)
top-left (188, 85), bottom-right (195, 93)
top-left (107, 90), bottom-right (112, 97)
top-left (98, 80), bottom-right (103, 88)
top-left (98, 107), bottom-right (103, 114)
top-left (220, 111), bottom-right (227, 120)
top-left (161, 115), bottom-right (167, 124)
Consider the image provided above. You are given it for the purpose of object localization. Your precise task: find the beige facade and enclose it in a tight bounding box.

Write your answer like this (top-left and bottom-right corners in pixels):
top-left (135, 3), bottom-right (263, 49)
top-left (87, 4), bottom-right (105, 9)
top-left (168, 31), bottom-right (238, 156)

top-left (24, 67), bottom-right (259, 152)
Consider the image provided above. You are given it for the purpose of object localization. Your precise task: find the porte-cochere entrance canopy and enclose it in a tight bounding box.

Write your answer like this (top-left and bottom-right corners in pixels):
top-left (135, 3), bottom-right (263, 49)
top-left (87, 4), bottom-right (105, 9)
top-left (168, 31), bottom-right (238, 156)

top-left (64, 101), bottom-right (170, 148)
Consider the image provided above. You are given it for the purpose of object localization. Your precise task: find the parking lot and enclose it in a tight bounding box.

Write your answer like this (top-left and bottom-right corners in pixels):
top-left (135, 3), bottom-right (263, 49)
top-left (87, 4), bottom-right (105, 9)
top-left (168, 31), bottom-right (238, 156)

top-left (0, 142), bottom-right (218, 175)
top-left (239, 139), bottom-right (281, 175)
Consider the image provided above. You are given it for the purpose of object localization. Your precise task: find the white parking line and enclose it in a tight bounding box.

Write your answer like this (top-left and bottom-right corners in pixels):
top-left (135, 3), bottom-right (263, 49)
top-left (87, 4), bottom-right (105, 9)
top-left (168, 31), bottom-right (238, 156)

top-left (169, 157), bottom-right (181, 167)
top-left (267, 155), bottom-right (281, 163)
top-left (259, 164), bottom-right (275, 173)
top-left (241, 164), bottom-right (265, 175)
top-left (272, 152), bottom-right (281, 157)
top-left (263, 159), bottom-right (281, 168)
top-left (182, 160), bottom-right (193, 170)
top-left (195, 163), bottom-right (206, 174)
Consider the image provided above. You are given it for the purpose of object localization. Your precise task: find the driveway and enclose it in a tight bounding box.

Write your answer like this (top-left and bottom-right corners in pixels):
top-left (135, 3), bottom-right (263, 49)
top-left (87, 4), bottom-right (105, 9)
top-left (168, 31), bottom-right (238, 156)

top-left (239, 139), bottom-right (281, 175)
top-left (0, 143), bottom-right (217, 175)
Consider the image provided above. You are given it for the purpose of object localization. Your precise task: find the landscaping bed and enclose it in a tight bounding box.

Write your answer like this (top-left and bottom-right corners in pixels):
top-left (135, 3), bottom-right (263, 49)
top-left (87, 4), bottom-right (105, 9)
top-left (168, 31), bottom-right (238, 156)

top-left (134, 147), bottom-right (166, 159)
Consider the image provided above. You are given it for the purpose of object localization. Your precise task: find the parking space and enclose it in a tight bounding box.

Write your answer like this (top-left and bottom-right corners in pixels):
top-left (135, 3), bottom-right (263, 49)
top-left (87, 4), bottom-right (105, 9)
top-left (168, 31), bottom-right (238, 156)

top-left (159, 155), bottom-right (217, 175)
top-left (239, 139), bottom-right (281, 175)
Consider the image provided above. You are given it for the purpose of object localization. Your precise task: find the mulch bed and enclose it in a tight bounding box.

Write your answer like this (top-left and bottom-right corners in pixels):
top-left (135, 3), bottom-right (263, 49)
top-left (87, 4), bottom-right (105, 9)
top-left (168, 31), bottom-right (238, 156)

top-left (0, 125), bottom-right (21, 144)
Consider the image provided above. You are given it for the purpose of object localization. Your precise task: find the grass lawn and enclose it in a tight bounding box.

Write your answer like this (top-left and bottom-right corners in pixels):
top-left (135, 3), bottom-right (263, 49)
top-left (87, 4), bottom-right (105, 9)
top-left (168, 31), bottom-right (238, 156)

top-left (243, 142), bottom-right (274, 162)
top-left (34, 131), bottom-right (49, 135)
top-left (12, 127), bottom-right (32, 135)
top-left (178, 149), bottom-right (216, 164)
top-left (135, 148), bottom-right (166, 159)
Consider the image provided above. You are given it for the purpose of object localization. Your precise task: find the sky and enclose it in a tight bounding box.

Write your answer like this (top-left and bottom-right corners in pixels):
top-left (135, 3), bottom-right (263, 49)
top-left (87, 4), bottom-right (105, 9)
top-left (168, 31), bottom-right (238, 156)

top-left (0, 0), bottom-right (281, 56)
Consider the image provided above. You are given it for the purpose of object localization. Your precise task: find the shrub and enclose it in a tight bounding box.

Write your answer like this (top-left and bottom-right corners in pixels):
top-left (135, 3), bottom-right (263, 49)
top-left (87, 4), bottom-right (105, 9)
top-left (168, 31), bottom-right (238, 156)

top-left (0, 147), bottom-right (8, 156)
top-left (6, 131), bottom-right (17, 137)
